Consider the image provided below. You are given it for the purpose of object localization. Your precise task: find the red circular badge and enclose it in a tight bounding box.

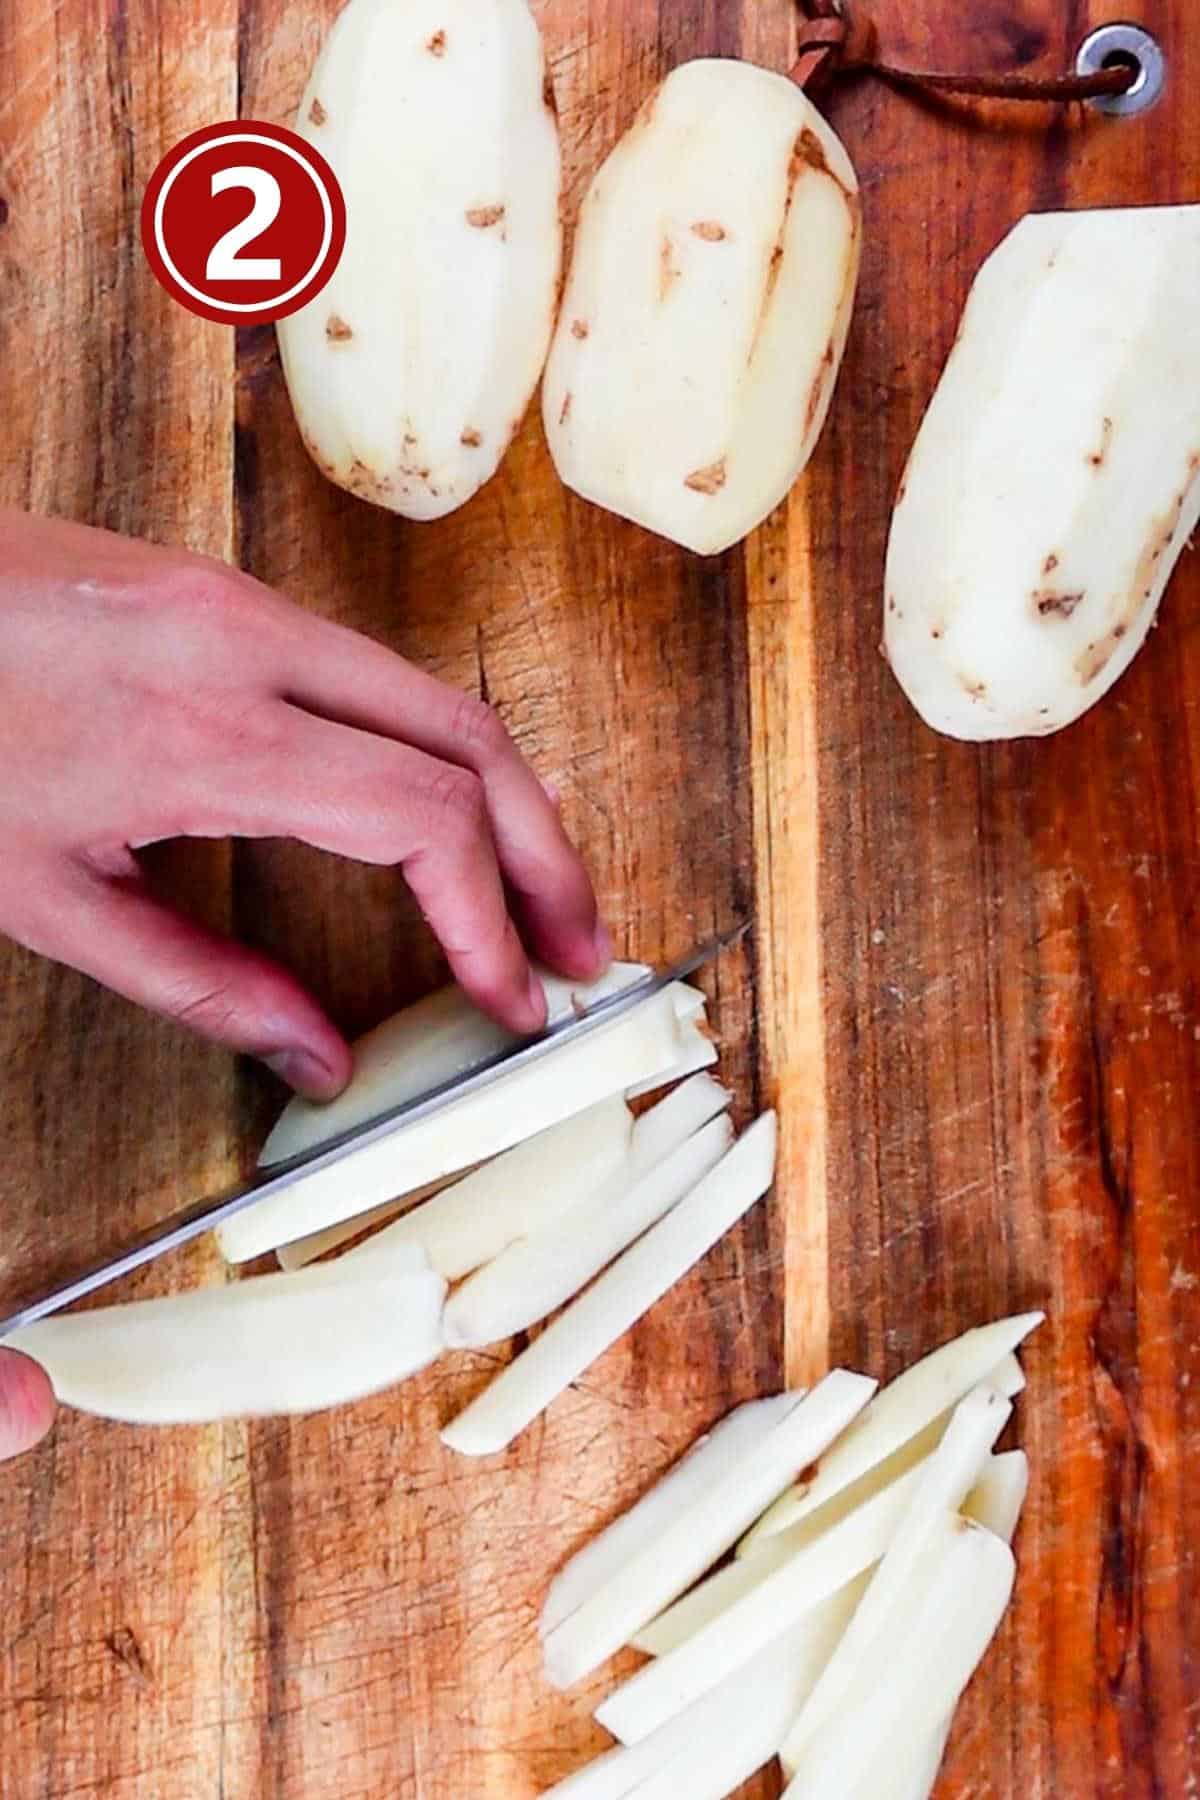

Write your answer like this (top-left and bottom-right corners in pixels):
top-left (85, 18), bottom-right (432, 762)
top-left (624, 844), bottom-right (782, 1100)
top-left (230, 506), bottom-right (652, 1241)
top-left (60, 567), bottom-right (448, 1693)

top-left (141, 121), bottom-right (346, 324)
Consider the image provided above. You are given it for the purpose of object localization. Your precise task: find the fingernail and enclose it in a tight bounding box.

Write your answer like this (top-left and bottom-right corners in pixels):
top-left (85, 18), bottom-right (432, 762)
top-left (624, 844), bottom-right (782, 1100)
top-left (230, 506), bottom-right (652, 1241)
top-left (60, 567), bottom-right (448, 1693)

top-left (592, 920), bottom-right (614, 973)
top-left (523, 969), bottom-right (548, 1033)
top-left (264, 1048), bottom-right (340, 1100)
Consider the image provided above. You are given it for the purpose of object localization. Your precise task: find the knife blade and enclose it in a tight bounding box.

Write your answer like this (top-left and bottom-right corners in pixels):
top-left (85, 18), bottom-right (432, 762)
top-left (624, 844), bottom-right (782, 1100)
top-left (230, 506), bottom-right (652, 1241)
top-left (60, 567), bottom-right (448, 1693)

top-left (0, 924), bottom-right (747, 1336)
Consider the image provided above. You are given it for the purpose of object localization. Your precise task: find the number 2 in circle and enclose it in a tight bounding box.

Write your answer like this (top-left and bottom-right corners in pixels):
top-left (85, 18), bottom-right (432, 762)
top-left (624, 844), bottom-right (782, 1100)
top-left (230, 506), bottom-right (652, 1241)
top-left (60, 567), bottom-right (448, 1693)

top-left (206, 166), bottom-right (282, 282)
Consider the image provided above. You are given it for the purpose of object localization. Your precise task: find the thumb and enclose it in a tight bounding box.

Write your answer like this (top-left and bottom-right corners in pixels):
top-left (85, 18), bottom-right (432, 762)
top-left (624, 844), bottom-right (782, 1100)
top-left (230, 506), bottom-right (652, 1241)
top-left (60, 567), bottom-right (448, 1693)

top-left (37, 863), bottom-right (353, 1101)
top-left (0, 1349), bottom-right (55, 1458)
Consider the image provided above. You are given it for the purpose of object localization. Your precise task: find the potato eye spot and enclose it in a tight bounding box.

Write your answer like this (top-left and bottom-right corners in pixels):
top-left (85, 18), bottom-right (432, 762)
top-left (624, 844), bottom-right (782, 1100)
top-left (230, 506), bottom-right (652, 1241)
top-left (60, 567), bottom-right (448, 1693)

top-left (684, 458), bottom-right (727, 496)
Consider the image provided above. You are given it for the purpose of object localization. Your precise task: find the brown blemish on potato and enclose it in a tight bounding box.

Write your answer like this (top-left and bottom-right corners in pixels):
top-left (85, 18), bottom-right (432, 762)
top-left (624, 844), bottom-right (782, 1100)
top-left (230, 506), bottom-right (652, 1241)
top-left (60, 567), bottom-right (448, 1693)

top-left (793, 128), bottom-right (829, 177)
top-left (1043, 552), bottom-right (1059, 574)
top-left (800, 338), bottom-right (839, 438)
top-left (930, 624), bottom-right (944, 640)
top-left (1077, 634), bottom-right (1122, 685)
top-left (749, 132), bottom-right (828, 364)
top-left (959, 676), bottom-right (988, 701)
top-left (308, 97), bottom-right (327, 126)
top-left (886, 594), bottom-right (896, 613)
top-left (427, 29), bottom-right (446, 54)
top-left (1087, 415), bottom-right (1114, 468)
top-left (543, 71), bottom-right (557, 114)
top-left (684, 458), bottom-right (727, 495)
top-left (1034, 589), bottom-right (1084, 618)
top-left (466, 204), bottom-right (506, 229)
top-left (342, 456), bottom-right (394, 504)
top-left (571, 318), bottom-right (589, 339)
top-left (325, 314), bottom-right (353, 342)
top-left (559, 391), bottom-right (572, 425)
top-left (460, 427), bottom-right (482, 448)
top-left (691, 220), bottom-right (727, 242)
top-left (1127, 470), bottom-right (1200, 617)
top-left (659, 233), bottom-right (680, 302)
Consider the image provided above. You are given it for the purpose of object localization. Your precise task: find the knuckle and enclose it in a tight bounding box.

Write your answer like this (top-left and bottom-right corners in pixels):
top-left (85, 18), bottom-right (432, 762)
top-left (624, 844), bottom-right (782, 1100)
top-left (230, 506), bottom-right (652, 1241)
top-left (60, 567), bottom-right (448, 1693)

top-left (448, 693), bottom-right (511, 767)
top-left (160, 975), bottom-right (241, 1038)
top-left (424, 765), bottom-right (487, 838)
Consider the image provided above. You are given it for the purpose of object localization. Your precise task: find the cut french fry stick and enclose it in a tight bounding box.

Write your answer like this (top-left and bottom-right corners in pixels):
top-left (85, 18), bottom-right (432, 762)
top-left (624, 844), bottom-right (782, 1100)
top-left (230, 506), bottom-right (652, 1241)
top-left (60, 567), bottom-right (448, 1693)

top-left (627, 1072), bottom-right (731, 1175)
top-left (541, 1393), bottom-right (799, 1641)
top-left (625, 1030), bottom-right (718, 1098)
top-left (780, 1513), bottom-right (1015, 1798)
top-left (219, 986), bottom-right (694, 1264)
top-left (989, 1351), bottom-right (1026, 1399)
top-left (275, 1174), bottom-right (463, 1271)
top-left (637, 1414), bottom-right (945, 1659)
top-left (8, 1242), bottom-right (444, 1424)
top-left (964, 1449), bottom-right (1029, 1545)
top-left (669, 983), bottom-right (708, 1024)
top-left (541, 1364), bottom-right (873, 1690)
top-left (444, 1112), bottom-right (734, 1347)
top-left (782, 1384), bottom-right (1011, 1759)
top-left (443, 1112), bottom-right (783, 1464)
top-left (596, 1451), bottom-right (924, 1741)
top-left (261, 962), bottom-right (650, 1164)
top-left (728, 1344), bottom-right (1026, 1571)
top-left (543, 1612), bottom-right (846, 1800)
top-left (778, 1444), bottom-right (1028, 1790)
top-left (276, 1057), bottom-right (724, 1276)
top-left (739, 1312), bottom-right (1041, 1553)
top-left (336, 1095), bottom-right (634, 1282)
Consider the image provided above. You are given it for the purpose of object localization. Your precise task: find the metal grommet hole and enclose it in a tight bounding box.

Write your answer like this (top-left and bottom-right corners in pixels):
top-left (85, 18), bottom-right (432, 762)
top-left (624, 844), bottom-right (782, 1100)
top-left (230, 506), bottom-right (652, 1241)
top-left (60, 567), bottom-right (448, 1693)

top-left (1075, 21), bottom-right (1166, 116)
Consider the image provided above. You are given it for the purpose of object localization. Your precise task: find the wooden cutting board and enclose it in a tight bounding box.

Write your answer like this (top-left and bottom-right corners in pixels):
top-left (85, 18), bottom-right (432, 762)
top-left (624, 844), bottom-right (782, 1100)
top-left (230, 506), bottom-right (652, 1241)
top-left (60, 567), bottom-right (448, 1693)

top-left (1, 1), bottom-right (1197, 1794)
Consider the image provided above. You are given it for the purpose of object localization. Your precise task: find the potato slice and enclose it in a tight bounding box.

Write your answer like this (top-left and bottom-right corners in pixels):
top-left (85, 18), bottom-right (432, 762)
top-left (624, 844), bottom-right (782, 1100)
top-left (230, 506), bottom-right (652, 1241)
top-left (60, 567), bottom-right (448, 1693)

top-left (541, 1366), bottom-right (872, 1690)
top-left (885, 205), bottom-right (1200, 739)
top-left (543, 59), bottom-right (860, 554)
top-left (289, 1094), bottom-right (634, 1282)
top-left (780, 1511), bottom-right (1015, 1798)
top-left (278, 0), bottom-right (561, 519)
top-left (7, 1241), bottom-right (444, 1424)
top-left (964, 1449), bottom-right (1029, 1545)
top-left (595, 1452), bottom-right (929, 1743)
top-left (781, 1385), bottom-right (1010, 1758)
top-left (541, 1393), bottom-right (799, 1641)
top-left (262, 963), bottom-right (650, 1165)
top-left (442, 1114), bottom-right (784, 1463)
top-left (740, 1313), bottom-right (1041, 1553)
top-left (542, 1611), bottom-right (846, 1800)
top-left (219, 985), bottom-right (700, 1264)
top-left (443, 1111), bottom-right (733, 1346)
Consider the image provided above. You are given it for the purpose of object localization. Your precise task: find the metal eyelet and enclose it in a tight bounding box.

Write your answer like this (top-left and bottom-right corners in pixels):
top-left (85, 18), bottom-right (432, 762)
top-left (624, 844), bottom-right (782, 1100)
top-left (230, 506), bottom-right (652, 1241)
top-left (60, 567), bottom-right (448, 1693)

top-left (1075, 21), bottom-right (1166, 116)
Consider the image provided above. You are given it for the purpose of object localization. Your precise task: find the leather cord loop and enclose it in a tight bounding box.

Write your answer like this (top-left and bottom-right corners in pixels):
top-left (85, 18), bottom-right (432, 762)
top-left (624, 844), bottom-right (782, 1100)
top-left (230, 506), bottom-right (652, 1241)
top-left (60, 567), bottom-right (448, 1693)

top-left (791, 0), bottom-right (1138, 103)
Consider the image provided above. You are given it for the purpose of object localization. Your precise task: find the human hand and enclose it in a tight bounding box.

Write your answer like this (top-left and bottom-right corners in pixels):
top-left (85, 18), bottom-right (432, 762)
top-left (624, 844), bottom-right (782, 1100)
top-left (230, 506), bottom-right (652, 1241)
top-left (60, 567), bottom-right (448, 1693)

top-left (0, 1351), bottom-right (54, 1458)
top-left (0, 509), bottom-right (609, 1101)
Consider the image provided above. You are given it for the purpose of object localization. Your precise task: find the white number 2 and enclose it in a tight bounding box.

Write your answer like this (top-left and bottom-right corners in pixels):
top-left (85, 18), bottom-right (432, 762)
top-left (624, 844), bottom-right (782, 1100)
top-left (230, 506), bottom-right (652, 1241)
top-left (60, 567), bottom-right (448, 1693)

top-left (206, 167), bottom-right (283, 282)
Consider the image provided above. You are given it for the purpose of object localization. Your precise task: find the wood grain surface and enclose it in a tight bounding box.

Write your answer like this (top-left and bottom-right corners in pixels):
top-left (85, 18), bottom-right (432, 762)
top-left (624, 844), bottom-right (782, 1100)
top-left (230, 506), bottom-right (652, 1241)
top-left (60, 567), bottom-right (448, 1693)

top-left (1, 0), bottom-right (1198, 1795)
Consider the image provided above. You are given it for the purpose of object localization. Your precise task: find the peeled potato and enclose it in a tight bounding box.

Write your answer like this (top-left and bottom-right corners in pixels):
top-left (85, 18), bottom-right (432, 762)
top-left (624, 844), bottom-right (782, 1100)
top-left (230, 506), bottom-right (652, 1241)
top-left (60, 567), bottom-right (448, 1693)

top-left (886, 205), bottom-right (1200, 739)
top-left (543, 58), bottom-right (861, 555)
top-left (278, 0), bottom-right (561, 519)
